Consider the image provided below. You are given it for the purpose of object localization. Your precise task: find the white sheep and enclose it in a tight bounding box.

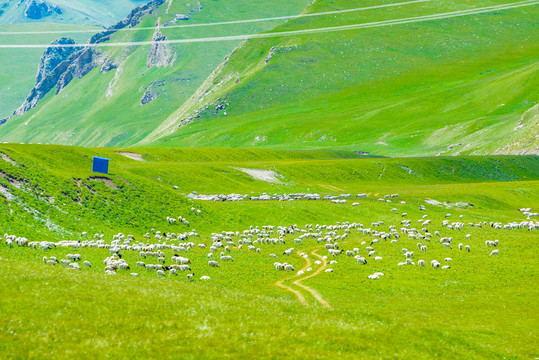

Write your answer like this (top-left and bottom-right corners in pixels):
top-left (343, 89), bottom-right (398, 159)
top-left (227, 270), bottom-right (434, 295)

top-left (325, 269), bottom-right (334, 273)
top-left (418, 260), bottom-right (425, 267)
top-left (208, 260), bottom-right (220, 267)
top-left (83, 261), bottom-right (91, 267)
top-left (490, 249), bottom-right (499, 256)
top-left (200, 275), bottom-right (211, 280)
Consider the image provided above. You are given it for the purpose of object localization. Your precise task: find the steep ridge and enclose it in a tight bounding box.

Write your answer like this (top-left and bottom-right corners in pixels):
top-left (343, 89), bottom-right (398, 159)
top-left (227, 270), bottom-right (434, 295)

top-left (1, 0), bottom-right (165, 124)
top-left (0, 0), bottom-right (149, 26)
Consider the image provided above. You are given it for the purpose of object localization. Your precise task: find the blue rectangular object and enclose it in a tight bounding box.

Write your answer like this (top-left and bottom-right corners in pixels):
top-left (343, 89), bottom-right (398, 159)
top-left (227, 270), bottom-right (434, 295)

top-left (92, 156), bottom-right (110, 174)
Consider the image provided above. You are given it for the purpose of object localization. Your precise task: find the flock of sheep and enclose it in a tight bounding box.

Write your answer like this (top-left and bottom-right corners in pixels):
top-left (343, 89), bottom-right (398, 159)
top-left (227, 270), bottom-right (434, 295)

top-left (1, 196), bottom-right (537, 288)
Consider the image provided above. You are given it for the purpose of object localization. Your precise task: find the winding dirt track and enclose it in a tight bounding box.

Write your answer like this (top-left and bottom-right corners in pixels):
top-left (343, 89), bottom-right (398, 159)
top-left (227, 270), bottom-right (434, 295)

top-left (273, 246), bottom-right (332, 309)
top-left (292, 249), bottom-right (332, 309)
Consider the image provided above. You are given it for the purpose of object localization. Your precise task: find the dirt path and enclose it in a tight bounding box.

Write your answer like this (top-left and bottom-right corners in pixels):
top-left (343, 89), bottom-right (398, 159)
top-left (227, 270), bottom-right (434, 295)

top-left (273, 246), bottom-right (332, 309)
top-left (274, 277), bottom-right (308, 305)
top-left (292, 249), bottom-right (332, 309)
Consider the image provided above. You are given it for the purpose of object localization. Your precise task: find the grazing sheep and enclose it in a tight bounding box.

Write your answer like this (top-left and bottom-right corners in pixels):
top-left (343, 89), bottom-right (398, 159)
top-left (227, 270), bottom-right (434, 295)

top-left (418, 260), bottom-right (425, 267)
top-left (314, 260), bottom-right (322, 265)
top-left (374, 256), bottom-right (382, 261)
top-left (83, 261), bottom-right (91, 267)
top-left (325, 269), bottom-right (334, 273)
top-left (367, 274), bottom-right (379, 279)
top-left (490, 249), bottom-right (499, 256)
top-left (458, 243), bottom-right (463, 250)
top-left (200, 276), bottom-right (211, 280)
top-left (442, 265), bottom-right (451, 269)
top-left (284, 264), bottom-right (294, 272)
top-left (187, 273), bottom-right (194, 281)
top-left (444, 258), bottom-right (452, 262)
top-left (105, 270), bottom-right (116, 275)
top-left (130, 273), bottom-right (139, 277)
top-left (356, 257), bottom-right (367, 265)
top-left (208, 260), bottom-right (220, 267)
top-left (157, 270), bottom-right (166, 277)
top-left (170, 269), bottom-right (178, 276)
top-left (431, 260), bottom-right (440, 268)
top-left (465, 245), bottom-right (471, 252)
top-left (297, 270), bottom-right (304, 276)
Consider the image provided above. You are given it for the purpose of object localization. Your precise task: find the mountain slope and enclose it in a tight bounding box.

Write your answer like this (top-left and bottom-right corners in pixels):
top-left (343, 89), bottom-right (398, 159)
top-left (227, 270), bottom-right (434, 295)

top-left (147, 0), bottom-right (539, 155)
top-left (0, 23), bottom-right (99, 119)
top-left (0, 0), bottom-right (311, 146)
top-left (0, 0), bottom-right (537, 155)
top-left (0, 0), bottom-right (148, 26)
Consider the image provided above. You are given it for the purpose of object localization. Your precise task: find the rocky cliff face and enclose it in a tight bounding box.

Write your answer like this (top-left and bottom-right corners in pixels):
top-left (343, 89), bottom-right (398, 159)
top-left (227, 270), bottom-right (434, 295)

top-left (24, 0), bottom-right (62, 20)
top-left (15, 47), bottom-right (106, 116)
top-left (89, 0), bottom-right (166, 45)
top-left (147, 30), bottom-right (176, 68)
top-left (35, 37), bottom-right (82, 84)
top-left (2, 0), bottom-right (166, 123)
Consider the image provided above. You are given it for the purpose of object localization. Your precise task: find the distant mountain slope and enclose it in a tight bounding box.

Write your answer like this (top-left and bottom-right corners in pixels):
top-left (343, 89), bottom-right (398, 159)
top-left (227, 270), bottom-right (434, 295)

top-left (146, 0), bottom-right (538, 155)
top-left (0, 23), bottom-right (99, 119)
top-left (0, 0), bottom-right (311, 146)
top-left (0, 0), bottom-right (537, 155)
top-left (0, 0), bottom-right (148, 26)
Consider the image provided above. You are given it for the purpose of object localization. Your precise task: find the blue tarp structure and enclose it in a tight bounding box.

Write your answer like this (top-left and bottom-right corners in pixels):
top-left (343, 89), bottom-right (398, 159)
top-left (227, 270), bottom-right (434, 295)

top-left (93, 156), bottom-right (110, 174)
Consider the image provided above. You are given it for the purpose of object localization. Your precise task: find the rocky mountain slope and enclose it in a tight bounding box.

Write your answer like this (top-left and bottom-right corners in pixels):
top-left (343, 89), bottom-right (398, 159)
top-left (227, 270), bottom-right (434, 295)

top-left (0, 0), bottom-right (537, 155)
top-left (0, 0), bottom-right (148, 26)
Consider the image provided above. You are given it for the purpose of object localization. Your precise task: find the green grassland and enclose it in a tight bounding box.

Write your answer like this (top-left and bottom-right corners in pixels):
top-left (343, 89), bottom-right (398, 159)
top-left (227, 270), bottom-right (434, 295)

top-left (0, 145), bottom-right (538, 358)
top-left (0, 0), bottom-right (536, 155)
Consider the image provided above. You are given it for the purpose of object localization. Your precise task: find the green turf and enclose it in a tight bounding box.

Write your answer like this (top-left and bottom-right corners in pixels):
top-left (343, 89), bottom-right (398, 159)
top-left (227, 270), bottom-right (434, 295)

top-left (0, 145), bottom-right (537, 359)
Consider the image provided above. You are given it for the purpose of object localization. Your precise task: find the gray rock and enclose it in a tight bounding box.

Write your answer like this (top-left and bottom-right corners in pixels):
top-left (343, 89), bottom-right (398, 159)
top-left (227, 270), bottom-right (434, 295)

top-left (147, 31), bottom-right (175, 68)
top-left (24, 0), bottom-right (61, 19)
top-left (141, 80), bottom-right (165, 106)
top-left (35, 37), bottom-right (82, 84)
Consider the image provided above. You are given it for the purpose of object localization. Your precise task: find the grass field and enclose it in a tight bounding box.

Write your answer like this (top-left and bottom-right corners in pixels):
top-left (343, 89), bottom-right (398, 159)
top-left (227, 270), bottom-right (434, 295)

top-left (0, 145), bottom-right (537, 359)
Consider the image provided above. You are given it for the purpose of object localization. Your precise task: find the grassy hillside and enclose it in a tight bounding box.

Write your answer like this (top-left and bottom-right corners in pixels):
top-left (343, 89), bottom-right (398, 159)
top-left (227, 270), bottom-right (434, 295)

top-left (0, 23), bottom-right (99, 119)
top-left (150, 0), bottom-right (539, 155)
top-left (0, 0), bottom-right (148, 26)
top-left (0, 144), bottom-right (537, 359)
top-left (0, 0), bottom-right (311, 146)
top-left (0, 0), bottom-right (537, 153)
top-left (0, 144), bottom-right (537, 240)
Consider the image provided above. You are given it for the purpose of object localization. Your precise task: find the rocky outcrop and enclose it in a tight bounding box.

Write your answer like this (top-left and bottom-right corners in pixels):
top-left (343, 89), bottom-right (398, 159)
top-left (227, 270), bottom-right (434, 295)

top-left (141, 80), bottom-right (165, 105)
top-left (24, 0), bottom-right (61, 20)
top-left (35, 37), bottom-right (82, 84)
top-left (89, 0), bottom-right (166, 45)
top-left (15, 47), bottom-right (106, 116)
top-left (147, 30), bottom-right (176, 68)
top-left (1, 0), bottom-right (167, 124)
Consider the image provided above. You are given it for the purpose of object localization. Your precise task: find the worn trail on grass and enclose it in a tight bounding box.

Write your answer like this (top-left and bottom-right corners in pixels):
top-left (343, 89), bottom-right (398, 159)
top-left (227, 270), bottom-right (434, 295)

top-left (273, 245), bottom-right (332, 309)
top-left (292, 248), bottom-right (332, 309)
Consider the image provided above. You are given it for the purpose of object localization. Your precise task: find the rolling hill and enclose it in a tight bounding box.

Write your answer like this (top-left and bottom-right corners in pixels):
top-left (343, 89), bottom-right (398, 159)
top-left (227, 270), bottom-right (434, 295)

top-left (0, 0), bottom-right (537, 155)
